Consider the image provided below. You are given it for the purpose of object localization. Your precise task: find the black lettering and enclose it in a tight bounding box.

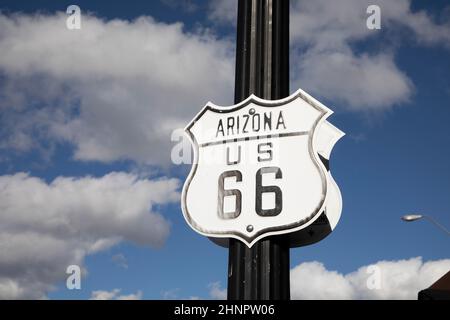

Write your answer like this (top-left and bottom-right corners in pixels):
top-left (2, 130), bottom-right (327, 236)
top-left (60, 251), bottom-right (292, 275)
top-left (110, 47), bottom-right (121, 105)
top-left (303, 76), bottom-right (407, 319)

top-left (227, 145), bottom-right (241, 165)
top-left (242, 114), bottom-right (250, 133)
top-left (218, 170), bottom-right (242, 219)
top-left (276, 111), bottom-right (286, 129)
top-left (216, 119), bottom-right (224, 137)
top-left (257, 142), bottom-right (273, 162)
top-left (227, 117), bottom-right (235, 136)
top-left (264, 112), bottom-right (272, 131)
top-left (252, 113), bottom-right (260, 132)
top-left (256, 167), bottom-right (283, 216)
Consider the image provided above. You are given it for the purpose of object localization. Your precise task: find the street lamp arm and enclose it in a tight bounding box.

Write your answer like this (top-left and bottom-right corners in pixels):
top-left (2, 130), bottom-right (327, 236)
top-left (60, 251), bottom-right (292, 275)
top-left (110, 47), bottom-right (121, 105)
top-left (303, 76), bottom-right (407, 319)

top-left (423, 215), bottom-right (450, 236)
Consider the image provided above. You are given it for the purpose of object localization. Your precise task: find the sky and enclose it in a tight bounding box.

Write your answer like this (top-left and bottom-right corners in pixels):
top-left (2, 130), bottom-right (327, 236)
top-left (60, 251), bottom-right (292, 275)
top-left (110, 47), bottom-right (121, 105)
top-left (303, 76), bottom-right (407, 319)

top-left (0, 0), bottom-right (449, 300)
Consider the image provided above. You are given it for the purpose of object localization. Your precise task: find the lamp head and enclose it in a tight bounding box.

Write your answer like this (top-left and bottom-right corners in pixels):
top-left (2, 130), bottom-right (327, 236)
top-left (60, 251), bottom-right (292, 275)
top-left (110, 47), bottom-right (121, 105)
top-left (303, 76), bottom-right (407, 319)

top-left (401, 214), bottom-right (423, 222)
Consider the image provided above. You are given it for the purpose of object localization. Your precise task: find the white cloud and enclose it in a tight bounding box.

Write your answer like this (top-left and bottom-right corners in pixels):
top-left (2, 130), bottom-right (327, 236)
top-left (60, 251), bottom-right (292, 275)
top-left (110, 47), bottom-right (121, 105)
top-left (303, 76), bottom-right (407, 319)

top-left (112, 253), bottom-right (128, 269)
top-left (0, 12), bottom-right (234, 165)
top-left (290, 0), bottom-right (450, 110)
top-left (294, 49), bottom-right (413, 110)
top-left (290, 257), bottom-right (450, 300)
top-left (161, 288), bottom-right (180, 300)
top-left (159, 282), bottom-right (227, 300)
top-left (381, 0), bottom-right (450, 47)
top-left (291, 261), bottom-right (354, 299)
top-left (0, 172), bottom-right (179, 299)
top-left (208, 281), bottom-right (227, 300)
top-left (208, 0), bottom-right (449, 110)
top-left (1, 2), bottom-right (449, 164)
top-left (90, 289), bottom-right (143, 300)
top-left (1, 2), bottom-right (448, 164)
top-left (208, 0), bottom-right (238, 26)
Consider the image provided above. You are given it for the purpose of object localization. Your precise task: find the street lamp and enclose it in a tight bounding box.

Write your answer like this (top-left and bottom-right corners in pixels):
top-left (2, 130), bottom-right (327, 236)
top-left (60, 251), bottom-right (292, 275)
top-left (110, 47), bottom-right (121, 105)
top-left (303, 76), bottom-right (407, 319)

top-left (401, 214), bottom-right (450, 236)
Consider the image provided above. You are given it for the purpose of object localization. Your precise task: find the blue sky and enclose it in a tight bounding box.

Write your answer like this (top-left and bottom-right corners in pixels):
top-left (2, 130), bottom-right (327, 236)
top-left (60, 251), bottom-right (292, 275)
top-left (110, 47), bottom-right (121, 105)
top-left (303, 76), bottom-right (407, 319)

top-left (0, 0), bottom-right (449, 300)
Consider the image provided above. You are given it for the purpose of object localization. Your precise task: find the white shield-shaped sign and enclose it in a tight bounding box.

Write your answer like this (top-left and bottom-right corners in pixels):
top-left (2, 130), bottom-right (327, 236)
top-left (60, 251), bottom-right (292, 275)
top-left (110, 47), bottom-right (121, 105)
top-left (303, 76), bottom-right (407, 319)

top-left (182, 88), bottom-right (343, 247)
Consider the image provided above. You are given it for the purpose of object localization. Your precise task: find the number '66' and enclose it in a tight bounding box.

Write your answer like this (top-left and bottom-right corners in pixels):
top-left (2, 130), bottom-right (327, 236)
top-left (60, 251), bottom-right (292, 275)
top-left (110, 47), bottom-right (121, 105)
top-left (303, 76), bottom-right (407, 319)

top-left (218, 166), bottom-right (283, 219)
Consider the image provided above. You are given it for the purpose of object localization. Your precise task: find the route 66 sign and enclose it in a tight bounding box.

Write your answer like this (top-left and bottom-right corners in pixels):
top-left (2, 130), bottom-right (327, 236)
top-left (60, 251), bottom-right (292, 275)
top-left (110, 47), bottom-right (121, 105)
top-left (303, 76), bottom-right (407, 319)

top-left (182, 88), bottom-right (344, 247)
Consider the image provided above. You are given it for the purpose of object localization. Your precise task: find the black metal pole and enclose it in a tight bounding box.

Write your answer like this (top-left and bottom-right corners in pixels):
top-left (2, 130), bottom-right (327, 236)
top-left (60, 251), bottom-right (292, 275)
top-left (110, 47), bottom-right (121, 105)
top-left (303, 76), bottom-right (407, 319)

top-left (228, 0), bottom-right (290, 300)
